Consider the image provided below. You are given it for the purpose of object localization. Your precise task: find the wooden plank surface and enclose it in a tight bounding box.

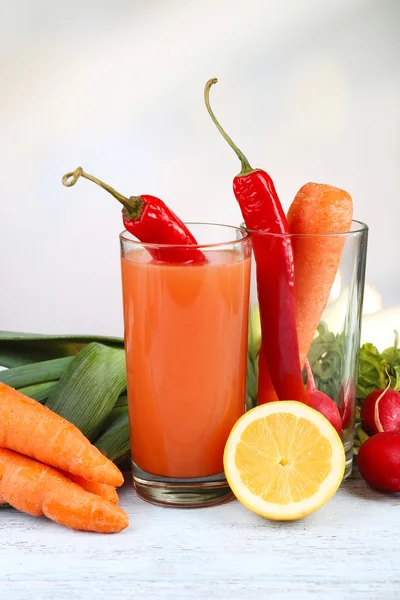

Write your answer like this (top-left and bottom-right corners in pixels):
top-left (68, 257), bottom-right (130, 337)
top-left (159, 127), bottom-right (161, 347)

top-left (0, 475), bottom-right (399, 600)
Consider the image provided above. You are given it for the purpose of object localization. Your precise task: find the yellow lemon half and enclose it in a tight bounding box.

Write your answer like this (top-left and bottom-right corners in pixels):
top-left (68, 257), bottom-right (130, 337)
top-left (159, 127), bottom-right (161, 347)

top-left (224, 401), bottom-right (345, 520)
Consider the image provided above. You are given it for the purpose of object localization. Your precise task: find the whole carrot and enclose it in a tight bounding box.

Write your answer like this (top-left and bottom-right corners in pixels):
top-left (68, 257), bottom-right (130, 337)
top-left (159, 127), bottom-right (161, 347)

top-left (66, 474), bottom-right (119, 505)
top-left (287, 183), bottom-right (353, 366)
top-left (0, 449), bottom-right (128, 533)
top-left (0, 383), bottom-right (123, 487)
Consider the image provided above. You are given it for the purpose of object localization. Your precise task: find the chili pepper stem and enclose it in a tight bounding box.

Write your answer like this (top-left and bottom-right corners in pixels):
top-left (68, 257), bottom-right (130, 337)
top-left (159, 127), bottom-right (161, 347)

top-left (204, 78), bottom-right (254, 176)
top-left (62, 167), bottom-right (144, 220)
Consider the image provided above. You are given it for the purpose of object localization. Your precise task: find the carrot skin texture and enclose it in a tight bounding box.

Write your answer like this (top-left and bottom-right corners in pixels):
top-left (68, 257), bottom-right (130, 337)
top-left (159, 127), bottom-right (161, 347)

top-left (287, 183), bottom-right (353, 367)
top-left (0, 383), bottom-right (123, 487)
top-left (67, 473), bottom-right (119, 505)
top-left (0, 464), bottom-right (5, 503)
top-left (0, 448), bottom-right (66, 516)
top-left (42, 487), bottom-right (127, 533)
top-left (0, 449), bottom-right (128, 532)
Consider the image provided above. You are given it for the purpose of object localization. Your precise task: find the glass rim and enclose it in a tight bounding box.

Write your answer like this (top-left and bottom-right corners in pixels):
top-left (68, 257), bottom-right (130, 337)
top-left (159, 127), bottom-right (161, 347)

top-left (241, 219), bottom-right (368, 239)
top-left (119, 222), bottom-right (252, 250)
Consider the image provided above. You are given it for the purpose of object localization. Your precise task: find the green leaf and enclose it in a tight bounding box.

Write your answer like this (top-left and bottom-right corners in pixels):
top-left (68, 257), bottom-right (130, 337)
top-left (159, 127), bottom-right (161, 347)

top-left (381, 330), bottom-right (399, 364)
top-left (357, 343), bottom-right (388, 399)
top-left (390, 366), bottom-right (400, 391)
top-left (306, 323), bottom-right (344, 400)
top-left (381, 330), bottom-right (400, 391)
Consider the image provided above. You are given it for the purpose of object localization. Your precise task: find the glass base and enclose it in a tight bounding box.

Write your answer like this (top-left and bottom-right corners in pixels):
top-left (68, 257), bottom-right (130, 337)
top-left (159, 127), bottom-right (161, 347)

top-left (132, 462), bottom-right (234, 508)
top-left (343, 439), bottom-right (354, 481)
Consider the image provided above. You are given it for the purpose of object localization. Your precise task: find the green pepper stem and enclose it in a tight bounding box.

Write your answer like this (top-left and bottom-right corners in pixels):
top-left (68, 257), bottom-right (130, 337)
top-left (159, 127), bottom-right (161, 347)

top-left (62, 167), bottom-right (144, 220)
top-left (204, 78), bottom-right (253, 176)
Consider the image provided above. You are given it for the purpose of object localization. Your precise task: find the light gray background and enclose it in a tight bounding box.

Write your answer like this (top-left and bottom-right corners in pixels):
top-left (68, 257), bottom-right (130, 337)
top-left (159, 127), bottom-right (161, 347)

top-left (1, 0), bottom-right (399, 337)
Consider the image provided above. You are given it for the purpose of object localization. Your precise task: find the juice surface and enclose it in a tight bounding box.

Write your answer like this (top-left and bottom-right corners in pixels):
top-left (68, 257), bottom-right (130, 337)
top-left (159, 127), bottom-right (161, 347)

top-left (121, 249), bottom-right (250, 478)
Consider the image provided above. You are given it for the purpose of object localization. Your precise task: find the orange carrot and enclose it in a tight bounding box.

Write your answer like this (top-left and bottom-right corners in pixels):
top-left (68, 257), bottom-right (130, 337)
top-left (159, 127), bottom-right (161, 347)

top-left (0, 464), bottom-right (4, 504)
top-left (0, 448), bottom-right (128, 532)
top-left (42, 487), bottom-right (127, 533)
top-left (0, 383), bottom-right (123, 487)
top-left (67, 473), bottom-right (119, 505)
top-left (287, 182), bottom-right (353, 366)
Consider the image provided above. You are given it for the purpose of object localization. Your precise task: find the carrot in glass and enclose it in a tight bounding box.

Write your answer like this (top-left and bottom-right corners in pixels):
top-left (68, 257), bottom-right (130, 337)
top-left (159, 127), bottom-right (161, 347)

top-left (0, 449), bottom-right (128, 533)
top-left (287, 182), bottom-right (353, 367)
top-left (0, 383), bottom-right (123, 487)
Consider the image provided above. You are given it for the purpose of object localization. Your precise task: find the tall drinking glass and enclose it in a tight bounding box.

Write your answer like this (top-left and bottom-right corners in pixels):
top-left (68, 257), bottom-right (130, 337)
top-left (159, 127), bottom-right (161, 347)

top-left (246, 221), bottom-right (368, 479)
top-left (120, 223), bottom-right (252, 507)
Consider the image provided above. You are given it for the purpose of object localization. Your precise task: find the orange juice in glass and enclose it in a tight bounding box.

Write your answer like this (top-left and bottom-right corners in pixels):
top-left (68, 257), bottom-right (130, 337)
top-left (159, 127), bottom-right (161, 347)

top-left (120, 223), bottom-right (252, 507)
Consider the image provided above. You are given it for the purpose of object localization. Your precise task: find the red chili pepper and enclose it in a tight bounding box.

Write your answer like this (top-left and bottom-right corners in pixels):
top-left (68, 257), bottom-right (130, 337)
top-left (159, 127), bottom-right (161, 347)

top-left (204, 78), bottom-right (308, 404)
top-left (62, 168), bottom-right (206, 264)
top-left (258, 347), bottom-right (278, 403)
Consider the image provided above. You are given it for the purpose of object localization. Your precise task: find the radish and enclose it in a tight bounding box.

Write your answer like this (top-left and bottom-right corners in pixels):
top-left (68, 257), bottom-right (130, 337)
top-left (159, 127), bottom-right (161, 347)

top-left (357, 431), bottom-right (400, 492)
top-left (360, 388), bottom-right (400, 435)
top-left (304, 360), bottom-right (342, 434)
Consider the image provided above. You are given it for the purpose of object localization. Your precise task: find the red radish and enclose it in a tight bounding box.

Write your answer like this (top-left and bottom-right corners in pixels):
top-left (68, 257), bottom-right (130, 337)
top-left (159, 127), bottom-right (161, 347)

top-left (361, 388), bottom-right (400, 435)
top-left (340, 379), bottom-right (356, 430)
top-left (304, 360), bottom-right (342, 434)
top-left (357, 431), bottom-right (400, 492)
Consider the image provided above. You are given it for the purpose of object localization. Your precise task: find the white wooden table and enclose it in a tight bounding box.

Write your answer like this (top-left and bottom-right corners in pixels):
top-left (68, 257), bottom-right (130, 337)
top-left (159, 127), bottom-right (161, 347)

top-left (0, 472), bottom-right (399, 600)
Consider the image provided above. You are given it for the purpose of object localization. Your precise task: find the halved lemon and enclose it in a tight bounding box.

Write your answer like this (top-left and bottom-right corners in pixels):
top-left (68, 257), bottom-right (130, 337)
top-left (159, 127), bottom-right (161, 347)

top-left (224, 401), bottom-right (345, 520)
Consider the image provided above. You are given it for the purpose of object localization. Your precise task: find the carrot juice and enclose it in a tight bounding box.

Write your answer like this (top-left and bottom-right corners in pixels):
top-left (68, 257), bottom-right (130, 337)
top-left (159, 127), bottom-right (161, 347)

top-left (120, 226), bottom-right (251, 481)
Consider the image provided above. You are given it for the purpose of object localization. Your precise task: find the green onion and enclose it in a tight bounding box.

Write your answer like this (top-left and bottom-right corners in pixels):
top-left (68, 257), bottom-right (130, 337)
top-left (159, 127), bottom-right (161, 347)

top-left (0, 357), bottom-right (73, 388)
top-left (17, 381), bottom-right (59, 403)
top-left (95, 410), bottom-right (130, 462)
top-left (114, 394), bottom-right (128, 408)
top-left (0, 331), bottom-right (123, 368)
top-left (46, 343), bottom-right (126, 441)
top-left (101, 405), bottom-right (129, 431)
